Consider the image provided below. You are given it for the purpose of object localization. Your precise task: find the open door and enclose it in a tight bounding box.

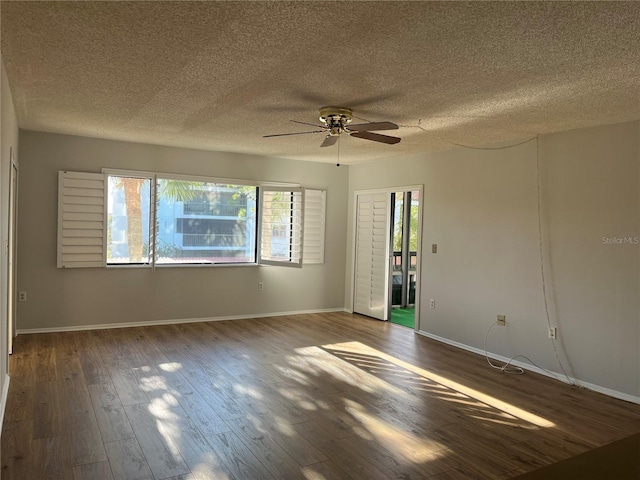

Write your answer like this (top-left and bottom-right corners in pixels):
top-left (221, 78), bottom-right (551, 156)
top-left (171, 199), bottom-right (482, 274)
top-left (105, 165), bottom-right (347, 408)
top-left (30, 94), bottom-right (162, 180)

top-left (353, 186), bottom-right (422, 326)
top-left (353, 192), bottom-right (391, 320)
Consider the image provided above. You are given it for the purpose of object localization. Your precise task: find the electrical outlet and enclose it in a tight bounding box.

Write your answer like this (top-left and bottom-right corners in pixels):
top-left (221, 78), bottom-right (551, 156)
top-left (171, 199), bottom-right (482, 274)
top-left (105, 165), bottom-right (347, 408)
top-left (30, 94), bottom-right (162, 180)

top-left (258, 282), bottom-right (264, 291)
top-left (497, 314), bottom-right (506, 326)
top-left (429, 299), bottom-right (435, 309)
top-left (548, 327), bottom-right (557, 339)
top-left (18, 291), bottom-right (27, 302)
top-left (432, 244), bottom-right (437, 254)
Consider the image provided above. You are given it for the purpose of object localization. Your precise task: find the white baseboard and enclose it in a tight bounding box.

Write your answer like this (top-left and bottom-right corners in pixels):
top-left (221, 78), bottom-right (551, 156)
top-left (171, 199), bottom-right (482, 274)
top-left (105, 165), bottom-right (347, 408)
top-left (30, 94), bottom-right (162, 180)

top-left (0, 374), bottom-right (10, 437)
top-left (16, 308), bottom-right (346, 334)
top-left (417, 330), bottom-right (640, 405)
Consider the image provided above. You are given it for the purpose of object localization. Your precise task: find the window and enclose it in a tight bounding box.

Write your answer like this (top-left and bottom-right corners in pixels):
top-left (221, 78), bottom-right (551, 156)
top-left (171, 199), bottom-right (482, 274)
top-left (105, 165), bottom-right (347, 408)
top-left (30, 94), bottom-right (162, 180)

top-left (58, 170), bottom-right (325, 268)
top-left (259, 187), bottom-right (304, 267)
top-left (156, 179), bottom-right (256, 264)
top-left (107, 175), bottom-right (152, 264)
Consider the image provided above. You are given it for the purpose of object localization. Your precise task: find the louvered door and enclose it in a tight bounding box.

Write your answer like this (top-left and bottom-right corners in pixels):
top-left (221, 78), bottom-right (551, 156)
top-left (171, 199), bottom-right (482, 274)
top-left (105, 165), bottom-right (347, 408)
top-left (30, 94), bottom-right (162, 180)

top-left (353, 192), bottom-right (391, 320)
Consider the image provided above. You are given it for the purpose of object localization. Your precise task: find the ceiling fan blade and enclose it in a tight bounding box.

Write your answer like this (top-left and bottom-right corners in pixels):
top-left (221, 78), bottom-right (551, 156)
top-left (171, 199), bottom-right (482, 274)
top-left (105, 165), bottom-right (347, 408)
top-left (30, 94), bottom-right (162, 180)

top-left (291, 119), bottom-right (324, 128)
top-left (320, 135), bottom-right (339, 148)
top-left (350, 131), bottom-right (401, 145)
top-left (348, 122), bottom-right (399, 132)
top-left (263, 130), bottom-right (324, 138)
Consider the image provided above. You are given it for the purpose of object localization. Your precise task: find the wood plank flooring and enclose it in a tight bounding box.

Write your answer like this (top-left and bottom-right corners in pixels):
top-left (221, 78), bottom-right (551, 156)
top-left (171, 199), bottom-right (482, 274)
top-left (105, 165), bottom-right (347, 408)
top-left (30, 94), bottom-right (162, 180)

top-left (2, 312), bottom-right (640, 480)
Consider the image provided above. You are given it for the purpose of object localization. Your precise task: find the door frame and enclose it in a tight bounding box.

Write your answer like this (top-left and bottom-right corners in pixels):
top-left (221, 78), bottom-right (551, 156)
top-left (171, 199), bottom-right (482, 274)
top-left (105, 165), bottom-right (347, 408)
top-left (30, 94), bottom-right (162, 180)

top-left (351, 185), bottom-right (424, 330)
top-left (7, 150), bottom-right (18, 354)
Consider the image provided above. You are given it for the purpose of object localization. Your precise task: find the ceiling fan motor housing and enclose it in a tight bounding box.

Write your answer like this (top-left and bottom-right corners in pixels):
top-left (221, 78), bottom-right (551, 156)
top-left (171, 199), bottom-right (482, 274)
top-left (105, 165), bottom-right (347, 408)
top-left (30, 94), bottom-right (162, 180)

top-left (319, 106), bottom-right (353, 136)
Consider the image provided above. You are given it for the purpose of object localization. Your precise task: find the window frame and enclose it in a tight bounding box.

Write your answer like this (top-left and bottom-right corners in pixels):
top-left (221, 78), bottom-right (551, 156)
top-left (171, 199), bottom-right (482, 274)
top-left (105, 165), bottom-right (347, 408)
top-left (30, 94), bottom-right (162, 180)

top-left (100, 169), bottom-right (308, 268)
top-left (104, 169), bottom-right (155, 268)
top-left (154, 177), bottom-right (258, 267)
top-left (258, 186), bottom-right (305, 268)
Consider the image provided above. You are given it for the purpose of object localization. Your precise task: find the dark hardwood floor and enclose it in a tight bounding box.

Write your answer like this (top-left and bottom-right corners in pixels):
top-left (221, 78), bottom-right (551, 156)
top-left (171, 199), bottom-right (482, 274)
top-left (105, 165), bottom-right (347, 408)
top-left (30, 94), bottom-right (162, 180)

top-left (2, 312), bottom-right (639, 479)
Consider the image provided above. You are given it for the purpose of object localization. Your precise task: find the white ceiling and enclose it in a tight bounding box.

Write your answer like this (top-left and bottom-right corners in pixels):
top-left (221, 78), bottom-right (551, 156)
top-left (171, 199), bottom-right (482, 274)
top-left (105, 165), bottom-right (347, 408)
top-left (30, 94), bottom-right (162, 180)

top-left (2, 1), bottom-right (639, 164)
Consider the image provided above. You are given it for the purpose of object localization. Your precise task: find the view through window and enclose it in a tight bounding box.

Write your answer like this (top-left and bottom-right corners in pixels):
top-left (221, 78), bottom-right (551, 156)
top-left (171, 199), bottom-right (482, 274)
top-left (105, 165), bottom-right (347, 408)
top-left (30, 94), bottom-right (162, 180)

top-left (107, 175), bottom-right (257, 265)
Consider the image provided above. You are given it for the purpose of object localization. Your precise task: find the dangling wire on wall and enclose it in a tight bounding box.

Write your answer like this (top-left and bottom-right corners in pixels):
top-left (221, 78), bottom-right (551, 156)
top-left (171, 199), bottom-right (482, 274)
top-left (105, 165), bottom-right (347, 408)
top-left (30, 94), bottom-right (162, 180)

top-left (452, 134), bottom-right (578, 384)
top-left (534, 135), bottom-right (577, 385)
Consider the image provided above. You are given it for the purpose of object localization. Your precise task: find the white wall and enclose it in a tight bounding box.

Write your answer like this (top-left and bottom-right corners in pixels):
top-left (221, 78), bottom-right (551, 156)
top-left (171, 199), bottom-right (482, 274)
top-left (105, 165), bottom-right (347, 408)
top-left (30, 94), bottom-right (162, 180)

top-left (17, 131), bottom-right (348, 330)
top-left (13, 120), bottom-right (640, 401)
top-left (347, 121), bottom-right (639, 400)
top-left (1, 56), bottom-right (20, 420)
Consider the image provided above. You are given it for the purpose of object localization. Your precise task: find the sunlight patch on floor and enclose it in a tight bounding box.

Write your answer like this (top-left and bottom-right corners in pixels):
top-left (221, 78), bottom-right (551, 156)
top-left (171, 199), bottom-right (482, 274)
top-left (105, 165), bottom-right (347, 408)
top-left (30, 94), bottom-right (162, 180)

top-left (291, 346), bottom-right (409, 399)
top-left (192, 460), bottom-right (233, 480)
top-left (276, 386), bottom-right (320, 411)
top-left (158, 362), bottom-right (183, 372)
top-left (322, 341), bottom-right (555, 429)
top-left (344, 398), bottom-right (448, 463)
top-left (232, 384), bottom-right (264, 399)
top-left (301, 466), bottom-right (330, 480)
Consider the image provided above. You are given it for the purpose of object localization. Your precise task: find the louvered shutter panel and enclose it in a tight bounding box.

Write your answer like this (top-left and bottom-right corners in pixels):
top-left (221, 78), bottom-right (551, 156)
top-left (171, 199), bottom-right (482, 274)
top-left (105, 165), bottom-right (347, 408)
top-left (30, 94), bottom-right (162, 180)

top-left (353, 192), bottom-right (390, 320)
top-left (303, 189), bottom-right (326, 264)
top-left (150, 179), bottom-right (159, 269)
top-left (259, 186), bottom-right (304, 267)
top-left (57, 171), bottom-right (107, 268)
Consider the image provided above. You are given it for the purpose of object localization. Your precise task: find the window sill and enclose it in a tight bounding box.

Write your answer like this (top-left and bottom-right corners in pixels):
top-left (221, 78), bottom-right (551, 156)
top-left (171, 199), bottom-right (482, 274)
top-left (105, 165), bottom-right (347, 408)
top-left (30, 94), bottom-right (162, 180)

top-left (106, 262), bottom-right (262, 269)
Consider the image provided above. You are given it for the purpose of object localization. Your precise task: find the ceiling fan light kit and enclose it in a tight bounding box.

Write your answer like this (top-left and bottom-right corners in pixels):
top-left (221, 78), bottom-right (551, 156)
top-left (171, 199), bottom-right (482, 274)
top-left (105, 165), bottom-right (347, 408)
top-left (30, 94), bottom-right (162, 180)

top-left (264, 106), bottom-right (401, 147)
top-left (319, 106), bottom-right (353, 136)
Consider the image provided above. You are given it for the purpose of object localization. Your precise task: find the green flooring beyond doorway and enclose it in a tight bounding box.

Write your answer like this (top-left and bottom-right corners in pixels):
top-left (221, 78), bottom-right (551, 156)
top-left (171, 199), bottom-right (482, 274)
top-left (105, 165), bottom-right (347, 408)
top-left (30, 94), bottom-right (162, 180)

top-left (390, 307), bottom-right (415, 328)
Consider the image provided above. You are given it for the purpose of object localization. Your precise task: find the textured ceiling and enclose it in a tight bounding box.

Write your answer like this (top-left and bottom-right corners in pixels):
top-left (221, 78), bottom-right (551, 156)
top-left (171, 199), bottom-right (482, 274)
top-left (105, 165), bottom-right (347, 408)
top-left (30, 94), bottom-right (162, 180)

top-left (2, 1), bottom-right (640, 164)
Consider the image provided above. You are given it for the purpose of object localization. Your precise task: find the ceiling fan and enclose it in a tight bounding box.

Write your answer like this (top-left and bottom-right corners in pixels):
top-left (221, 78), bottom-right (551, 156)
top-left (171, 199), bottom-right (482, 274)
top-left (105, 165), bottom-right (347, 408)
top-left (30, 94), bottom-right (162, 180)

top-left (263, 107), bottom-right (401, 147)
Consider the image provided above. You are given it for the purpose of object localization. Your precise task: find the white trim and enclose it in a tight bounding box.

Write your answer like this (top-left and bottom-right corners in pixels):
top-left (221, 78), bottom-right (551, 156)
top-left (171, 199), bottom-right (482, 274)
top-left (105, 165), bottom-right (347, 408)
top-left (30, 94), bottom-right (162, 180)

top-left (416, 330), bottom-right (640, 405)
top-left (16, 308), bottom-right (345, 334)
top-left (102, 168), bottom-right (299, 188)
top-left (0, 374), bottom-right (10, 436)
top-left (353, 185), bottom-right (424, 196)
top-left (102, 168), bottom-right (156, 179)
top-left (351, 185), bottom-right (424, 326)
top-left (411, 187), bottom-right (424, 333)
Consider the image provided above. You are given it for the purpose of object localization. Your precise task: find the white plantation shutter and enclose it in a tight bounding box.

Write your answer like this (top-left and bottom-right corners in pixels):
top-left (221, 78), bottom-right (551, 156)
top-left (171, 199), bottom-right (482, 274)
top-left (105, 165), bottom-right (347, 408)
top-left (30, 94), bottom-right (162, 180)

top-left (259, 186), bottom-right (304, 267)
top-left (303, 189), bottom-right (326, 264)
top-left (57, 171), bottom-right (107, 268)
top-left (354, 192), bottom-right (390, 320)
top-left (150, 179), bottom-right (159, 269)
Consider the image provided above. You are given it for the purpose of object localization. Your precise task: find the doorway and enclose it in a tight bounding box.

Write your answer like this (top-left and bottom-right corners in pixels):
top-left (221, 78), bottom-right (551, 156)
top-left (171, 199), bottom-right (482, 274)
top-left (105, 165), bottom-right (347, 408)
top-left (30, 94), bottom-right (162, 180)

top-left (389, 190), bottom-right (419, 328)
top-left (353, 186), bottom-right (422, 328)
